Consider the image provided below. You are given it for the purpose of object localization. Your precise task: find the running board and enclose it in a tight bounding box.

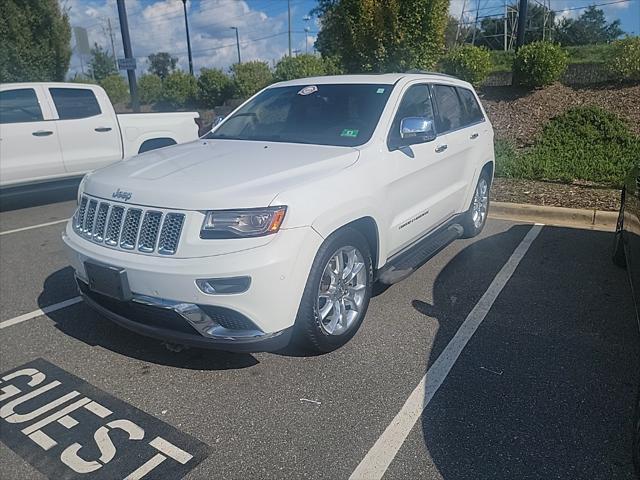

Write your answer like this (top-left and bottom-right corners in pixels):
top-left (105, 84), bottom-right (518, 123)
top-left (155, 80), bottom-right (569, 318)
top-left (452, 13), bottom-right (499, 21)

top-left (377, 223), bottom-right (464, 285)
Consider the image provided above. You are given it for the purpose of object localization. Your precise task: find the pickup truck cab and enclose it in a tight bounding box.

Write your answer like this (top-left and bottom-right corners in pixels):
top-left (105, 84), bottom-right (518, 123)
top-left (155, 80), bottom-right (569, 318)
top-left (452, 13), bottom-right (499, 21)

top-left (63, 73), bottom-right (494, 353)
top-left (0, 82), bottom-right (199, 188)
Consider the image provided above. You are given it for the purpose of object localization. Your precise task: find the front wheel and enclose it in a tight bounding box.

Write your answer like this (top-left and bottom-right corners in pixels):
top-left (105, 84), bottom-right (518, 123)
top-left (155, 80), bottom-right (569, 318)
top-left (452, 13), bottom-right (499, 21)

top-left (293, 228), bottom-right (373, 353)
top-left (462, 173), bottom-right (491, 238)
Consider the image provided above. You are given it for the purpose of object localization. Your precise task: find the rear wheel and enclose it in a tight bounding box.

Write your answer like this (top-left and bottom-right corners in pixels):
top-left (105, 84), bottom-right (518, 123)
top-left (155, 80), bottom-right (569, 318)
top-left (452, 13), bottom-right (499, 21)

top-left (293, 228), bottom-right (373, 353)
top-left (462, 172), bottom-right (491, 238)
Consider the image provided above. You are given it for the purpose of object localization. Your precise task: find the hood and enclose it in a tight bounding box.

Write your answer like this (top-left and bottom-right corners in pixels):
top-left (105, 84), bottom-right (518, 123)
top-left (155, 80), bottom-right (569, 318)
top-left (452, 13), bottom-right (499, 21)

top-left (83, 139), bottom-right (360, 210)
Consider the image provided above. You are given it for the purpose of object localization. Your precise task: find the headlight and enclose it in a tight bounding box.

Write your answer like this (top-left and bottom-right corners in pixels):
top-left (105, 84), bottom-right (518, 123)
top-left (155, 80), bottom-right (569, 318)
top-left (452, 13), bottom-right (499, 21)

top-left (77, 174), bottom-right (88, 205)
top-left (200, 206), bottom-right (287, 239)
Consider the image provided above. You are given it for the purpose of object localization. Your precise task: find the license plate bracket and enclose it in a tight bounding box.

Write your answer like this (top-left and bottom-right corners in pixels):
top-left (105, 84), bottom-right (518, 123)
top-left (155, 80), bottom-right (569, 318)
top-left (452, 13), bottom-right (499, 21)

top-left (84, 262), bottom-right (132, 301)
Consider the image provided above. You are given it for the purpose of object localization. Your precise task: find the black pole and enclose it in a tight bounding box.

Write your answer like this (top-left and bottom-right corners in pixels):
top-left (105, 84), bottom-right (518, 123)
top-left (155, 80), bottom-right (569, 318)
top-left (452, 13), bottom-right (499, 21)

top-left (181, 0), bottom-right (194, 75)
top-left (116, 0), bottom-right (139, 112)
top-left (231, 27), bottom-right (241, 64)
top-left (516, 0), bottom-right (528, 49)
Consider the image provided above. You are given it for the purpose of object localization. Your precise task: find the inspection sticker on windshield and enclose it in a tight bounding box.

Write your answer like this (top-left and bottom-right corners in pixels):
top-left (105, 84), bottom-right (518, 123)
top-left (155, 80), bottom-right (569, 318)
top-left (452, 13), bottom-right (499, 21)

top-left (376, 88), bottom-right (385, 94)
top-left (297, 85), bottom-right (318, 96)
top-left (0, 358), bottom-right (209, 479)
top-left (340, 129), bottom-right (359, 138)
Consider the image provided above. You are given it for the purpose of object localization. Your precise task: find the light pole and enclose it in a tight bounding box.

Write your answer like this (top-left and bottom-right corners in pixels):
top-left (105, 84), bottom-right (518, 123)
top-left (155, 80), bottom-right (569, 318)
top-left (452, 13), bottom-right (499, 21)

top-left (181, 0), bottom-right (193, 75)
top-left (230, 27), bottom-right (241, 64)
top-left (116, 0), bottom-right (139, 112)
top-left (303, 15), bottom-right (311, 54)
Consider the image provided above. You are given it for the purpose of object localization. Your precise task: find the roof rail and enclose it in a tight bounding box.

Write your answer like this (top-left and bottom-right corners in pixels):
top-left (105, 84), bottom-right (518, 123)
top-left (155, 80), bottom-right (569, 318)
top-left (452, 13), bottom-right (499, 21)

top-left (404, 70), bottom-right (458, 79)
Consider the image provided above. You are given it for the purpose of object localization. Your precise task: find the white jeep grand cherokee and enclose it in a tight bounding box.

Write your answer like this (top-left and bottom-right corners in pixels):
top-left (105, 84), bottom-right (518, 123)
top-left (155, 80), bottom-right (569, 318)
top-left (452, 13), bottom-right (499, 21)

top-left (64, 73), bottom-right (494, 353)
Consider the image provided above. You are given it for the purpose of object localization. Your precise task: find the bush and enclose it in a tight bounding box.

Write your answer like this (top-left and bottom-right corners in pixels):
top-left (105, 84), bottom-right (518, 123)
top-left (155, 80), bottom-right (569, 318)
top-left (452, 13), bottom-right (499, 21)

top-left (99, 74), bottom-right (129, 104)
top-left (497, 107), bottom-right (640, 187)
top-left (138, 74), bottom-right (163, 104)
top-left (513, 41), bottom-right (568, 88)
top-left (274, 54), bottom-right (328, 82)
top-left (440, 45), bottom-right (492, 85)
top-left (493, 139), bottom-right (521, 178)
top-left (608, 37), bottom-right (640, 82)
top-left (197, 68), bottom-right (234, 108)
top-left (231, 61), bottom-right (273, 99)
top-left (162, 70), bottom-right (197, 108)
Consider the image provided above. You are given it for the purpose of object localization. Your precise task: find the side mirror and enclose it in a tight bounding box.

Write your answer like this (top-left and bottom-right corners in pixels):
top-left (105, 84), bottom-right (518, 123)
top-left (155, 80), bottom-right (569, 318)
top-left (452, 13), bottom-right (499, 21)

top-left (211, 115), bottom-right (225, 131)
top-left (398, 117), bottom-right (436, 146)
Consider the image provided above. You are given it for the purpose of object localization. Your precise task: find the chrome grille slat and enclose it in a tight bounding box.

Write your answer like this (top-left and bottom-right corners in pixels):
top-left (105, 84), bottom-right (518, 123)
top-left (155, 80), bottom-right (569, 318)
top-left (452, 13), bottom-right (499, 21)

top-left (74, 195), bottom-right (184, 255)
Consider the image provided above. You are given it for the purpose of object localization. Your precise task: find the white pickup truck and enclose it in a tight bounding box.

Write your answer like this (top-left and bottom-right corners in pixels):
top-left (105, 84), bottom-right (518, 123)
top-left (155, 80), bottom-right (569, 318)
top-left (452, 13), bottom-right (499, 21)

top-left (0, 82), bottom-right (199, 189)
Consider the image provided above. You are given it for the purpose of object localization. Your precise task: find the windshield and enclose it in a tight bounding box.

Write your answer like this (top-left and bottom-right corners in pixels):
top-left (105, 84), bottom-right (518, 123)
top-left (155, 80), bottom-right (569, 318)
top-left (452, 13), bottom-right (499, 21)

top-left (206, 83), bottom-right (393, 147)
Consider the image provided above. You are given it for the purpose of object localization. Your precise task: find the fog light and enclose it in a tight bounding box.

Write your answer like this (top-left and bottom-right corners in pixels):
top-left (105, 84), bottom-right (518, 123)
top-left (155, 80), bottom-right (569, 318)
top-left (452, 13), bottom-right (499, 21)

top-left (196, 277), bottom-right (251, 295)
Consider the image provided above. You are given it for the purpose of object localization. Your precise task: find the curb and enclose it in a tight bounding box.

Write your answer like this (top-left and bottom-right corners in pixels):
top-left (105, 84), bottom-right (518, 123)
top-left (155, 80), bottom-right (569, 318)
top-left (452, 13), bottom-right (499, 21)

top-left (489, 201), bottom-right (618, 231)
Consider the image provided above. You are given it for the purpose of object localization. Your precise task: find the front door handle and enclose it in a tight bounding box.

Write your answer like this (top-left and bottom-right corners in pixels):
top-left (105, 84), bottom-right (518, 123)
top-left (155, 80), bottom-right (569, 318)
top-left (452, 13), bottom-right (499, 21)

top-left (435, 144), bottom-right (448, 153)
top-left (470, 132), bottom-right (479, 139)
top-left (95, 127), bottom-right (112, 132)
top-left (32, 130), bottom-right (53, 137)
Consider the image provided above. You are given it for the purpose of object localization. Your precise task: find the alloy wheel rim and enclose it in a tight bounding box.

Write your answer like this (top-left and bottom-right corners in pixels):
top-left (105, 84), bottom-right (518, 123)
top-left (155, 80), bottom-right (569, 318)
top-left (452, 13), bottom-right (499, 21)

top-left (472, 178), bottom-right (489, 229)
top-left (316, 246), bottom-right (367, 336)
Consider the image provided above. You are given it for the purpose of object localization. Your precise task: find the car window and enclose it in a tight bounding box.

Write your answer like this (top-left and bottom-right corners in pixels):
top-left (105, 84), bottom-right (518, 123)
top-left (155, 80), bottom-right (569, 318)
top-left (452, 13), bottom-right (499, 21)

top-left (457, 87), bottom-right (484, 125)
top-left (49, 88), bottom-right (101, 120)
top-left (207, 84), bottom-right (393, 147)
top-left (433, 84), bottom-right (464, 133)
top-left (389, 84), bottom-right (435, 142)
top-left (0, 88), bottom-right (44, 124)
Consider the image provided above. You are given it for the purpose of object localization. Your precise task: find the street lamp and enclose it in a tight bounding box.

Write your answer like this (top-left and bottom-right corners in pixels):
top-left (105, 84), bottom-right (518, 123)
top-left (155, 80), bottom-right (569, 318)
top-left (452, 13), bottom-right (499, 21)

top-left (230, 26), bottom-right (241, 64)
top-left (181, 0), bottom-right (193, 75)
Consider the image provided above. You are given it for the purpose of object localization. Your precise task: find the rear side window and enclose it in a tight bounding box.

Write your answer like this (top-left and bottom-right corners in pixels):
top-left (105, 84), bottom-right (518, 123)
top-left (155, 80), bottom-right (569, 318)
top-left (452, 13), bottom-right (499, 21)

top-left (432, 85), bottom-right (464, 133)
top-left (0, 89), bottom-right (43, 124)
top-left (457, 87), bottom-right (484, 124)
top-left (50, 88), bottom-right (101, 120)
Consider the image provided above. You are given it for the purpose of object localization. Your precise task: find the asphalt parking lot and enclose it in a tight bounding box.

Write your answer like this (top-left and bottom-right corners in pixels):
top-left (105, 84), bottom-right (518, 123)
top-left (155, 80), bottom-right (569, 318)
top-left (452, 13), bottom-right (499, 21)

top-left (1, 193), bottom-right (639, 480)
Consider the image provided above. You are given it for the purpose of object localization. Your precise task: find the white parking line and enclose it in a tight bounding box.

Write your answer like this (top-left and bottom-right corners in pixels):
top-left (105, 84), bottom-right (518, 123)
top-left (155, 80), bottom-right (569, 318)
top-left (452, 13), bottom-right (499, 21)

top-left (0, 218), bottom-right (69, 236)
top-left (349, 224), bottom-right (544, 480)
top-left (0, 297), bottom-right (83, 330)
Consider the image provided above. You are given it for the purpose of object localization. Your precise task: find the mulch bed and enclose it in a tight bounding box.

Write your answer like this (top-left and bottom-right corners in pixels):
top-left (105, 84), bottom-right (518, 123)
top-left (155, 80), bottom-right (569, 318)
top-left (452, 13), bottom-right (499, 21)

top-left (491, 177), bottom-right (621, 212)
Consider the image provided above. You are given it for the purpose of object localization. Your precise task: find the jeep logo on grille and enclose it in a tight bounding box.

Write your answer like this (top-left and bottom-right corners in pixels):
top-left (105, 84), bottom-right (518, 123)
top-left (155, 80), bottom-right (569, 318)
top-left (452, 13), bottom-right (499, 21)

top-left (112, 188), bottom-right (132, 202)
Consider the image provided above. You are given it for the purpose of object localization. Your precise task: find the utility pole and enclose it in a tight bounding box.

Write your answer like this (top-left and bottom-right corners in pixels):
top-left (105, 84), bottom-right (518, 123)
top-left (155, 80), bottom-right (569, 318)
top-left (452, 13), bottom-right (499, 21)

top-left (471, 0), bottom-right (480, 45)
top-left (287, 0), bottom-right (292, 56)
top-left (116, 0), bottom-right (139, 112)
top-left (107, 18), bottom-right (118, 70)
top-left (230, 27), bottom-right (241, 64)
top-left (181, 0), bottom-right (193, 75)
top-left (303, 15), bottom-right (311, 54)
top-left (455, 0), bottom-right (467, 45)
top-left (515, 0), bottom-right (528, 50)
top-left (504, 1), bottom-right (508, 51)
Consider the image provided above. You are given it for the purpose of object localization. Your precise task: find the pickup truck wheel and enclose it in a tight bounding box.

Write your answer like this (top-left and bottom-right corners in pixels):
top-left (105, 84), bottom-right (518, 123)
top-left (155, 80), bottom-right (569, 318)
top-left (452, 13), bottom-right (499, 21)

top-left (462, 173), bottom-right (490, 238)
top-left (294, 228), bottom-right (373, 353)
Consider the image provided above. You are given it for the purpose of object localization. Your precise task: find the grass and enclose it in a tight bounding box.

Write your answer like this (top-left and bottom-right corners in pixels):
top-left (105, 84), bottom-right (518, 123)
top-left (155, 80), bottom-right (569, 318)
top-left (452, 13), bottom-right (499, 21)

top-left (489, 43), bottom-right (613, 73)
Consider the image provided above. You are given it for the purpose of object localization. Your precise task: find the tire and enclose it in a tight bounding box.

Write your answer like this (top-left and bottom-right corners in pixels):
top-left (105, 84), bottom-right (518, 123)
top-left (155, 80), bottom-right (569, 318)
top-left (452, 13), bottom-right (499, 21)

top-left (461, 172), bottom-right (491, 238)
top-left (293, 227), bottom-right (373, 353)
top-left (612, 202), bottom-right (627, 268)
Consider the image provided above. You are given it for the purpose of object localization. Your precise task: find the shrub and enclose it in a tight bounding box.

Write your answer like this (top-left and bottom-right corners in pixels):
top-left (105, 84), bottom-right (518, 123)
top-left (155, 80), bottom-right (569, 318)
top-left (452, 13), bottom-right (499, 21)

top-left (439, 45), bottom-right (492, 85)
top-left (493, 139), bottom-right (522, 178)
top-left (231, 61), bottom-right (273, 99)
top-left (197, 68), bottom-right (234, 108)
top-left (498, 107), bottom-right (640, 187)
top-left (138, 73), bottom-right (163, 104)
top-left (608, 37), bottom-right (640, 82)
top-left (99, 74), bottom-right (129, 104)
top-left (274, 54), bottom-right (328, 82)
top-left (513, 41), bottom-right (568, 88)
top-left (162, 70), bottom-right (197, 108)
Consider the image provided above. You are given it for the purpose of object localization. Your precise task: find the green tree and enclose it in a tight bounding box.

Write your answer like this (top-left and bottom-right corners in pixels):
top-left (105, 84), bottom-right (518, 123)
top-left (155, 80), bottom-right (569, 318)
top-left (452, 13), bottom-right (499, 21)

top-left (608, 36), bottom-right (640, 82)
top-left (274, 54), bottom-right (327, 81)
top-left (231, 61), bottom-right (273, 99)
top-left (138, 74), bottom-right (163, 104)
top-left (0, 0), bottom-right (71, 82)
top-left (197, 68), bottom-right (234, 108)
top-left (440, 45), bottom-right (492, 85)
top-left (147, 52), bottom-right (177, 80)
top-left (555, 6), bottom-right (624, 46)
top-left (162, 70), bottom-right (197, 108)
top-left (314, 0), bottom-right (448, 73)
top-left (99, 74), bottom-right (129, 105)
top-left (89, 43), bottom-right (116, 82)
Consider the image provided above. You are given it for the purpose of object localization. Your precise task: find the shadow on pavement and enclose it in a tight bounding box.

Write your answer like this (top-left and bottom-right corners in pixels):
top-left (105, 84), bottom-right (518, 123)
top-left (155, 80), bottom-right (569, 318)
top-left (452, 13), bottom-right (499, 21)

top-left (0, 178), bottom-right (80, 212)
top-left (417, 225), bottom-right (640, 479)
top-left (38, 267), bottom-right (259, 371)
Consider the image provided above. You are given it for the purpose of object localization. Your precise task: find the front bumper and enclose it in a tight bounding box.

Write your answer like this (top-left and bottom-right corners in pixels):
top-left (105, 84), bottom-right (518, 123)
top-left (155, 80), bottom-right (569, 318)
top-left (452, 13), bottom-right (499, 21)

top-left (63, 222), bottom-right (324, 350)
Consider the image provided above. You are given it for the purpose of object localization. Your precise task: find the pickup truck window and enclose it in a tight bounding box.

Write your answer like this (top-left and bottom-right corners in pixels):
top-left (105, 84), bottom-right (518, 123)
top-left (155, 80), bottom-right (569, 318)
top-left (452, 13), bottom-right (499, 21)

top-left (0, 88), bottom-right (43, 124)
top-left (207, 84), bottom-right (393, 147)
top-left (457, 87), bottom-right (484, 125)
top-left (389, 84), bottom-right (435, 142)
top-left (433, 84), bottom-right (464, 133)
top-left (49, 88), bottom-right (101, 120)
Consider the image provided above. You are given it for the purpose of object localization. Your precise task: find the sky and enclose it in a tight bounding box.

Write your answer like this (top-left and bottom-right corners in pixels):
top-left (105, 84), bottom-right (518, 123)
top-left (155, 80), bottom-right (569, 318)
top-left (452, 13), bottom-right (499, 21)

top-left (63, 0), bottom-right (640, 78)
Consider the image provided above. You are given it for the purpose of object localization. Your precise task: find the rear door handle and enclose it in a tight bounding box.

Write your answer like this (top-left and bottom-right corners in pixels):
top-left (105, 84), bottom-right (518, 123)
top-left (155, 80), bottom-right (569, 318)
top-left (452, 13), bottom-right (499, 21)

top-left (435, 144), bottom-right (448, 153)
top-left (95, 127), bottom-right (112, 132)
top-left (470, 132), bottom-right (479, 139)
top-left (32, 130), bottom-right (53, 137)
